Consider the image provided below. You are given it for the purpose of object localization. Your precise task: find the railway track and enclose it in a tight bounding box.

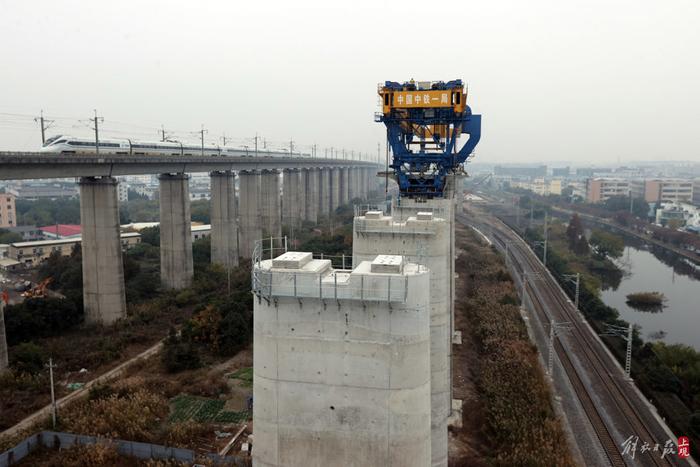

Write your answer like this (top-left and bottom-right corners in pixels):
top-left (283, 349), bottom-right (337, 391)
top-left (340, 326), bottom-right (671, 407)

top-left (456, 211), bottom-right (687, 467)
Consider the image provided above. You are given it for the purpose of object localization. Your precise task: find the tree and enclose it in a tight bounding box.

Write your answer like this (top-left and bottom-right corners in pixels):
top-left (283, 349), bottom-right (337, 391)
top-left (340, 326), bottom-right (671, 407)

top-left (565, 214), bottom-right (589, 255)
top-left (139, 226), bottom-right (160, 247)
top-left (589, 229), bottom-right (624, 259)
top-left (4, 297), bottom-right (83, 345)
top-left (127, 189), bottom-right (148, 201)
top-left (602, 195), bottom-right (649, 219)
top-left (190, 199), bottom-right (210, 224)
top-left (161, 329), bottom-right (200, 373)
top-left (10, 342), bottom-right (48, 374)
top-left (0, 229), bottom-right (22, 244)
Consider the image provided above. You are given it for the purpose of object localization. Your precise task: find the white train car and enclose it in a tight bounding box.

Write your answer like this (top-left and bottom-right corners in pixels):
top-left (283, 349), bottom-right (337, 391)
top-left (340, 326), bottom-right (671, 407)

top-left (39, 135), bottom-right (225, 156)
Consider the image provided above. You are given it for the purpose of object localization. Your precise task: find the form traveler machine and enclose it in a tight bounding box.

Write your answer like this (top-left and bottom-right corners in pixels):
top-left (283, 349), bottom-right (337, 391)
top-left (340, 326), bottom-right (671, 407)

top-left (376, 79), bottom-right (481, 199)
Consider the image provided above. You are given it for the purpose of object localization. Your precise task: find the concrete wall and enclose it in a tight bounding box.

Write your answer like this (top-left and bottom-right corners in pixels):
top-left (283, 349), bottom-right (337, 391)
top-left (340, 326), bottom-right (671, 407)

top-left (353, 205), bottom-right (453, 467)
top-left (260, 170), bottom-right (282, 238)
top-left (159, 174), bottom-right (194, 289)
top-left (253, 253), bottom-right (431, 467)
top-left (210, 171), bottom-right (239, 268)
top-left (238, 170), bottom-right (261, 258)
top-left (79, 177), bottom-right (127, 325)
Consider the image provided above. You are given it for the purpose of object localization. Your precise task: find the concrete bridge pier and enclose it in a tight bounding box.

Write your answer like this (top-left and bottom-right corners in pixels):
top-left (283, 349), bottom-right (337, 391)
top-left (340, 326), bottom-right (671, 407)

top-left (282, 169), bottom-right (300, 229)
top-left (260, 169), bottom-right (281, 238)
top-left (339, 167), bottom-right (349, 206)
top-left (303, 168), bottom-right (319, 224)
top-left (347, 167), bottom-right (356, 202)
top-left (210, 171), bottom-right (239, 269)
top-left (319, 167), bottom-right (331, 216)
top-left (238, 170), bottom-right (261, 258)
top-left (79, 176), bottom-right (127, 324)
top-left (0, 301), bottom-right (8, 372)
top-left (330, 167), bottom-right (341, 213)
top-left (159, 173), bottom-right (193, 289)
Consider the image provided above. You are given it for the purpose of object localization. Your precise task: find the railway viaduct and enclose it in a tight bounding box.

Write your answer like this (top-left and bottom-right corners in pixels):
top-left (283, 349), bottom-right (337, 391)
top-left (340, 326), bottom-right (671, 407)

top-left (0, 152), bottom-right (380, 325)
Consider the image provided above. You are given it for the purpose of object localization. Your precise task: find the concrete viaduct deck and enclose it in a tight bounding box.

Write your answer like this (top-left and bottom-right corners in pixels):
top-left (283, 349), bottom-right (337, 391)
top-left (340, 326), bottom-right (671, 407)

top-left (0, 152), bottom-right (376, 180)
top-left (0, 150), bottom-right (381, 327)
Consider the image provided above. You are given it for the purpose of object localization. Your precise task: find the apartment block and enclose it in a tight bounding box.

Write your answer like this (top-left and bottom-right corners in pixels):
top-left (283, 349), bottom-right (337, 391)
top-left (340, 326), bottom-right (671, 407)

top-left (0, 194), bottom-right (17, 228)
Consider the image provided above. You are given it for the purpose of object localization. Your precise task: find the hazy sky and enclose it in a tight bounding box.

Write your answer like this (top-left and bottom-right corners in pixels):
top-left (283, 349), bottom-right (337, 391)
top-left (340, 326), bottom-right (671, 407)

top-left (1, 0), bottom-right (699, 164)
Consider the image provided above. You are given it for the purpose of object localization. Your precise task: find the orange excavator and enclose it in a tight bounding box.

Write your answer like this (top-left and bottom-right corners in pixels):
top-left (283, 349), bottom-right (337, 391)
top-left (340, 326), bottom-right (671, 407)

top-left (21, 277), bottom-right (53, 299)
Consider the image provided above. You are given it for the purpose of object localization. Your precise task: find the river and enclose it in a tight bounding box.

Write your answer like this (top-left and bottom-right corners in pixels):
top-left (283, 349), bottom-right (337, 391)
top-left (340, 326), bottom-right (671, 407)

top-left (600, 239), bottom-right (700, 350)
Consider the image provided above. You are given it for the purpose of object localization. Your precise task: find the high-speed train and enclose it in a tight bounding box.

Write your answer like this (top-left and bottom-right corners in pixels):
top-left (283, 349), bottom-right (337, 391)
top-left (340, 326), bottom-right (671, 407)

top-left (39, 135), bottom-right (305, 157)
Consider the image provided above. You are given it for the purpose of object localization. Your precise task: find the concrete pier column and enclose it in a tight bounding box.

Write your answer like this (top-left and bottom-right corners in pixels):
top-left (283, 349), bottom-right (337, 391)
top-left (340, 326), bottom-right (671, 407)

top-left (210, 171), bottom-right (239, 269)
top-left (238, 170), bottom-right (261, 258)
top-left (79, 176), bottom-right (126, 324)
top-left (282, 169), bottom-right (301, 229)
top-left (339, 167), bottom-right (349, 206)
top-left (354, 167), bottom-right (363, 200)
top-left (329, 167), bottom-right (341, 212)
top-left (318, 167), bottom-right (331, 216)
top-left (304, 168), bottom-right (319, 224)
top-left (347, 167), bottom-right (356, 202)
top-left (260, 169), bottom-right (281, 238)
top-left (159, 173), bottom-right (193, 290)
top-left (0, 301), bottom-right (8, 372)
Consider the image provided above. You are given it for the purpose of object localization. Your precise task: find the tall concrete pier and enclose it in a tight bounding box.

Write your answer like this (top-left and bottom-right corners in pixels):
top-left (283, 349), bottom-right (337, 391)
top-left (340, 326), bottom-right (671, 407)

top-left (238, 170), bottom-right (262, 258)
top-left (282, 169), bottom-right (300, 229)
top-left (79, 176), bottom-right (126, 324)
top-left (210, 171), bottom-right (239, 269)
top-left (303, 168), bottom-right (319, 223)
top-left (0, 300), bottom-right (8, 372)
top-left (159, 173), bottom-right (194, 289)
top-left (260, 169), bottom-right (281, 238)
top-left (339, 167), bottom-right (349, 206)
top-left (318, 167), bottom-right (331, 216)
top-left (353, 203), bottom-right (454, 467)
top-left (253, 252), bottom-right (431, 467)
top-left (329, 167), bottom-right (341, 212)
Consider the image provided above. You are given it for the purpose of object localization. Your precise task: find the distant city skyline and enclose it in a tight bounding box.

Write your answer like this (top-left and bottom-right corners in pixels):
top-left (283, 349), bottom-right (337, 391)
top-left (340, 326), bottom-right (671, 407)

top-left (1, 0), bottom-right (699, 163)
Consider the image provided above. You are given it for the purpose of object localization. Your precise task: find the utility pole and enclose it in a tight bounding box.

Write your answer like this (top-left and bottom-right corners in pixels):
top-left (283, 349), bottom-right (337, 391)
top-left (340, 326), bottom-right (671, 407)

top-left (543, 212), bottom-right (548, 266)
top-left (34, 110), bottom-right (54, 145)
top-left (198, 125), bottom-right (208, 156)
top-left (221, 133), bottom-right (227, 146)
top-left (601, 324), bottom-right (634, 380)
top-left (254, 133), bottom-right (258, 155)
top-left (289, 138), bottom-right (294, 157)
top-left (547, 320), bottom-right (572, 376)
top-left (160, 125), bottom-right (167, 142)
top-left (91, 110), bottom-right (103, 156)
top-left (46, 358), bottom-right (57, 428)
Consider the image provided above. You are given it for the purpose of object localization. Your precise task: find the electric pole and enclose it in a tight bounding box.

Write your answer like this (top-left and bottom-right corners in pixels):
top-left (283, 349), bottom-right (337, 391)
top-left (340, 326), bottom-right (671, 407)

top-left (601, 323), bottom-right (634, 380)
top-left (46, 358), bottom-right (57, 428)
top-left (91, 110), bottom-right (103, 155)
top-left (289, 138), bottom-right (294, 156)
top-left (547, 320), bottom-right (572, 376)
top-left (543, 212), bottom-right (548, 266)
top-left (160, 125), bottom-right (167, 142)
top-left (254, 133), bottom-right (258, 155)
top-left (34, 110), bottom-right (54, 145)
top-left (221, 133), bottom-right (228, 146)
top-left (198, 125), bottom-right (208, 156)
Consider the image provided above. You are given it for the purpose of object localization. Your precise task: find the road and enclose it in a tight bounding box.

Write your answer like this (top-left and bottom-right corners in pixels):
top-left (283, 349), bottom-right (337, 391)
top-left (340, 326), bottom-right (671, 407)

top-left (458, 207), bottom-right (696, 467)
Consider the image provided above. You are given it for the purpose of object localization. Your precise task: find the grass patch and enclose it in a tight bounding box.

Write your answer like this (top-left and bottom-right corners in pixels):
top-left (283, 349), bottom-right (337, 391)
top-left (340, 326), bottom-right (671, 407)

top-left (169, 394), bottom-right (248, 424)
top-left (228, 367), bottom-right (253, 387)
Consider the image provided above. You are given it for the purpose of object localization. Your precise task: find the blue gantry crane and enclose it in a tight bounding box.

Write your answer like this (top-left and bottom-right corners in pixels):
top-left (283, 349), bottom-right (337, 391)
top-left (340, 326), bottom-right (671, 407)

top-left (376, 79), bottom-right (481, 199)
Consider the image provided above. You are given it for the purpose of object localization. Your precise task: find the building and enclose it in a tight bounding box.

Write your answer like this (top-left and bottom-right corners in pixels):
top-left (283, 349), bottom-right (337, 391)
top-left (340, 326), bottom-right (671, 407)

top-left (633, 179), bottom-right (694, 204)
top-left (39, 224), bottom-right (82, 239)
top-left (511, 178), bottom-right (562, 196)
top-left (586, 178), bottom-right (634, 203)
top-left (117, 181), bottom-right (129, 203)
top-left (6, 182), bottom-right (78, 200)
top-left (0, 193), bottom-right (17, 228)
top-left (552, 167), bottom-right (570, 177)
top-left (694, 179), bottom-right (700, 206)
top-left (655, 202), bottom-right (700, 230)
top-left (494, 165), bottom-right (547, 178)
top-left (253, 252), bottom-right (431, 467)
top-left (3, 225), bottom-right (44, 242)
top-left (8, 232), bottom-right (141, 267)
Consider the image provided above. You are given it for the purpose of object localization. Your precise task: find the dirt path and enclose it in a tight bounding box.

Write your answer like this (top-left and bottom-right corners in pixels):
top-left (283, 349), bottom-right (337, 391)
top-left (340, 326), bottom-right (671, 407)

top-left (0, 340), bottom-right (163, 439)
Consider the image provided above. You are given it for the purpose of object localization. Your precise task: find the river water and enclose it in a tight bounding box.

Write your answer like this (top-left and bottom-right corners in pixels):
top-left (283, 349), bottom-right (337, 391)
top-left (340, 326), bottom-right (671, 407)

top-left (600, 240), bottom-right (700, 350)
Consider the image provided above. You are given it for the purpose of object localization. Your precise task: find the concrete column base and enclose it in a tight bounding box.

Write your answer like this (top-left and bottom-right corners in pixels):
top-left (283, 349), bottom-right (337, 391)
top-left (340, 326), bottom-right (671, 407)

top-left (238, 170), bottom-right (261, 258)
top-left (159, 173), bottom-right (193, 289)
top-left (79, 176), bottom-right (127, 325)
